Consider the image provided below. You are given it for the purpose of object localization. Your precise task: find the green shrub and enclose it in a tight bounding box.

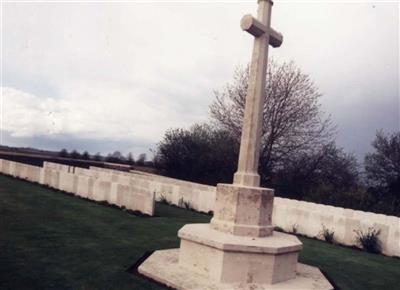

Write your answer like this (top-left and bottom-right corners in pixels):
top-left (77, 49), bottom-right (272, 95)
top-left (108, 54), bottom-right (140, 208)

top-left (291, 223), bottom-right (298, 234)
top-left (183, 200), bottom-right (192, 210)
top-left (354, 227), bottom-right (382, 253)
top-left (320, 224), bottom-right (335, 244)
top-left (178, 197), bottom-right (184, 207)
top-left (159, 194), bottom-right (169, 205)
top-left (274, 226), bottom-right (284, 232)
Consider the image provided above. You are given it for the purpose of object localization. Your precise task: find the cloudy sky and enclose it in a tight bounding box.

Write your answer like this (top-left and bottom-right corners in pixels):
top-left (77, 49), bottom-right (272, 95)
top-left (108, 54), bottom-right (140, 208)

top-left (2, 0), bottom-right (399, 161)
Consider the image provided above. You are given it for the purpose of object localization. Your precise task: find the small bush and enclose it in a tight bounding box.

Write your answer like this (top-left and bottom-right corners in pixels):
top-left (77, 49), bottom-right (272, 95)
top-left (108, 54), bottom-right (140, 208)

top-left (176, 198), bottom-right (193, 210)
top-left (183, 200), bottom-right (192, 210)
top-left (274, 226), bottom-right (284, 232)
top-left (178, 197), bottom-right (184, 207)
top-left (159, 194), bottom-right (169, 205)
top-left (320, 224), bottom-right (335, 244)
top-left (291, 223), bottom-right (298, 234)
top-left (354, 227), bottom-right (381, 253)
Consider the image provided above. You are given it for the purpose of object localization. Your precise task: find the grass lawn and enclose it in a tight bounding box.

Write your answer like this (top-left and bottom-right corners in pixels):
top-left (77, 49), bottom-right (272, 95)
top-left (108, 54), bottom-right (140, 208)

top-left (0, 174), bottom-right (399, 290)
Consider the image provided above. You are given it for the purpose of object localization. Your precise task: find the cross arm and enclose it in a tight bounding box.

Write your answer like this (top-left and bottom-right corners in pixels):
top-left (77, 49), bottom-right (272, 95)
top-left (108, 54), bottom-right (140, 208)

top-left (269, 27), bottom-right (283, 48)
top-left (240, 14), bottom-right (283, 48)
top-left (241, 14), bottom-right (267, 37)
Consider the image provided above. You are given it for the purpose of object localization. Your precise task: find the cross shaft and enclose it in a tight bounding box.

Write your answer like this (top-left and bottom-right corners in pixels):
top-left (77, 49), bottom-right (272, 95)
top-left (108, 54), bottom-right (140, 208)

top-left (233, 0), bottom-right (283, 187)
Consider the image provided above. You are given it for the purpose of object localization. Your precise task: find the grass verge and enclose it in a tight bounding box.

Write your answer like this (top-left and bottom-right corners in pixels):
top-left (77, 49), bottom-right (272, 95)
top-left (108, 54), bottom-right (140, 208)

top-left (0, 174), bottom-right (399, 290)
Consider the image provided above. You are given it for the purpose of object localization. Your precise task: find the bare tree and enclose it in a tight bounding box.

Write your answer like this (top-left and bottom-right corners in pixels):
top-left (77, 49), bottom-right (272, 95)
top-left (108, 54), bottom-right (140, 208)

top-left (136, 153), bottom-right (147, 166)
top-left (127, 152), bottom-right (135, 165)
top-left (82, 151), bottom-right (90, 160)
top-left (59, 148), bottom-right (68, 158)
top-left (70, 150), bottom-right (81, 159)
top-left (275, 142), bottom-right (359, 201)
top-left (365, 131), bottom-right (400, 213)
top-left (210, 60), bottom-right (334, 183)
top-left (94, 152), bottom-right (102, 161)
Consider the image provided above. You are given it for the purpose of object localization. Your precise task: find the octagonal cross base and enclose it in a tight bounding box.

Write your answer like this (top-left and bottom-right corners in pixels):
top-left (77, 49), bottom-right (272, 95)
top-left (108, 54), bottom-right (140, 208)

top-left (138, 223), bottom-right (333, 290)
top-left (178, 224), bottom-right (302, 284)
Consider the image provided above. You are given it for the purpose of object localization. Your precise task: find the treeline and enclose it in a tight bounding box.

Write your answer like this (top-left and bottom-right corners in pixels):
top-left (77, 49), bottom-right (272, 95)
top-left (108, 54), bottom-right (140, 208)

top-left (154, 61), bottom-right (399, 217)
top-left (58, 149), bottom-right (150, 166)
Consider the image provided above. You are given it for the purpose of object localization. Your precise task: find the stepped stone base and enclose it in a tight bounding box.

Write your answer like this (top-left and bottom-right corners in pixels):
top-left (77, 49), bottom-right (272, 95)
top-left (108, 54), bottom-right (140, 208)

top-left (178, 224), bottom-right (302, 284)
top-left (139, 249), bottom-right (333, 290)
top-left (138, 224), bottom-right (333, 290)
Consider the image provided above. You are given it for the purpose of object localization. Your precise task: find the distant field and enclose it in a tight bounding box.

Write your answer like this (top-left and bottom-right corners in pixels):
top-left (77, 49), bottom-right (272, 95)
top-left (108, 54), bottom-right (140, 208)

top-left (0, 150), bottom-right (156, 174)
top-left (0, 150), bottom-right (101, 167)
top-left (1, 174), bottom-right (399, 290)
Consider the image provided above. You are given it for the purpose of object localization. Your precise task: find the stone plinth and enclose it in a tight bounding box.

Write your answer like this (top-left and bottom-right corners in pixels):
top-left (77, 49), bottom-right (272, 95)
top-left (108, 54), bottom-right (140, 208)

top-left (178, 224), bottom-right (301, 284)
top-left (139, 249), bottom-right (333, 290)
top-left (211, 184), bottom-right (274, 237)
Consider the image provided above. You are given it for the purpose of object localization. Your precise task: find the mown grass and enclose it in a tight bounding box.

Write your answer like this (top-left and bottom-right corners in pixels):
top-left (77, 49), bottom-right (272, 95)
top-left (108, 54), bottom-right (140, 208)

top-left (0, 174), bottom-right (399, 290)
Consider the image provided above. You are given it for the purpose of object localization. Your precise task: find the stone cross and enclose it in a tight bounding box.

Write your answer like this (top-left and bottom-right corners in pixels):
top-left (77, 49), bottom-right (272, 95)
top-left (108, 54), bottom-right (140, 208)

top-left (233, 0), bottom-right (283, 188)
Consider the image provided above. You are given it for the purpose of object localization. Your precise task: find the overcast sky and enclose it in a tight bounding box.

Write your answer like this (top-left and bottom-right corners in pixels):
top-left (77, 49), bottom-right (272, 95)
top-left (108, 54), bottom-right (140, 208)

top-left (2, 0), bottom-right (399, 161)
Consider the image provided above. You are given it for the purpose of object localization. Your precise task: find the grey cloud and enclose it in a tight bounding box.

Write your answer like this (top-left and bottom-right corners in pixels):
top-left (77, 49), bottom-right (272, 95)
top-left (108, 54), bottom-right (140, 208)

top-left (2, 2), bottom-right (398, 161)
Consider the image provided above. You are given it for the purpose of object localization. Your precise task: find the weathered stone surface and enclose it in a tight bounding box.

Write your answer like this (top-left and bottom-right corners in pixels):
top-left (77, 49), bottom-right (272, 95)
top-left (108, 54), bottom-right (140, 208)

top-left (211, 184), bottom-right (274, 237)
top-left (178, 224), bottom-right (302, 284)
top-left (76, 175), bottom-right (94, 198)
top-left (179, 224), bottom-right (301, 254)
top-left (117, 184), bottom-right (154, 215)
top-left (92, 180), bottom-right (111, 201)
top-left (138, 249), bottom-right (333, 290)
top-left (49, 170), bottom-right (60, 189)
top-left (59, 172), bottom-right (78, 193)
top-left (233, 0), bottom-right (279, 188)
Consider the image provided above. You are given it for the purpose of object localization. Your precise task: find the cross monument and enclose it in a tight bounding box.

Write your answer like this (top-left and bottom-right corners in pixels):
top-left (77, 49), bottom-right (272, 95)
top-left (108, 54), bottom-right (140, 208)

top-left (139, 1), bottom-right (334, 289)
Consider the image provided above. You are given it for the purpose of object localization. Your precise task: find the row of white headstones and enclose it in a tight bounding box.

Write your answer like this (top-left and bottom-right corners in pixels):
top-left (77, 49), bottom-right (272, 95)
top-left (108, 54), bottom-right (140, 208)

top-left (0, 159), bottom-right (155, 215)
top-left (0, 157), bottom-right (399, 259)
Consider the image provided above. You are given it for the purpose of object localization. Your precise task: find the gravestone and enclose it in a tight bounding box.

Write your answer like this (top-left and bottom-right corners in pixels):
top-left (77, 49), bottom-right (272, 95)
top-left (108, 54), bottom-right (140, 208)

top-left (139, 1), bottom-right (333, 289)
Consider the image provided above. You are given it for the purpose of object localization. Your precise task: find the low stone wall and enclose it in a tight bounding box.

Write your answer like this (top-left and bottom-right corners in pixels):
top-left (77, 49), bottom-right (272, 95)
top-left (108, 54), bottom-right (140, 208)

top-left (0, 159), bottom-right (154, 216)
top-left (89, 166), bottom-right (400, 258)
